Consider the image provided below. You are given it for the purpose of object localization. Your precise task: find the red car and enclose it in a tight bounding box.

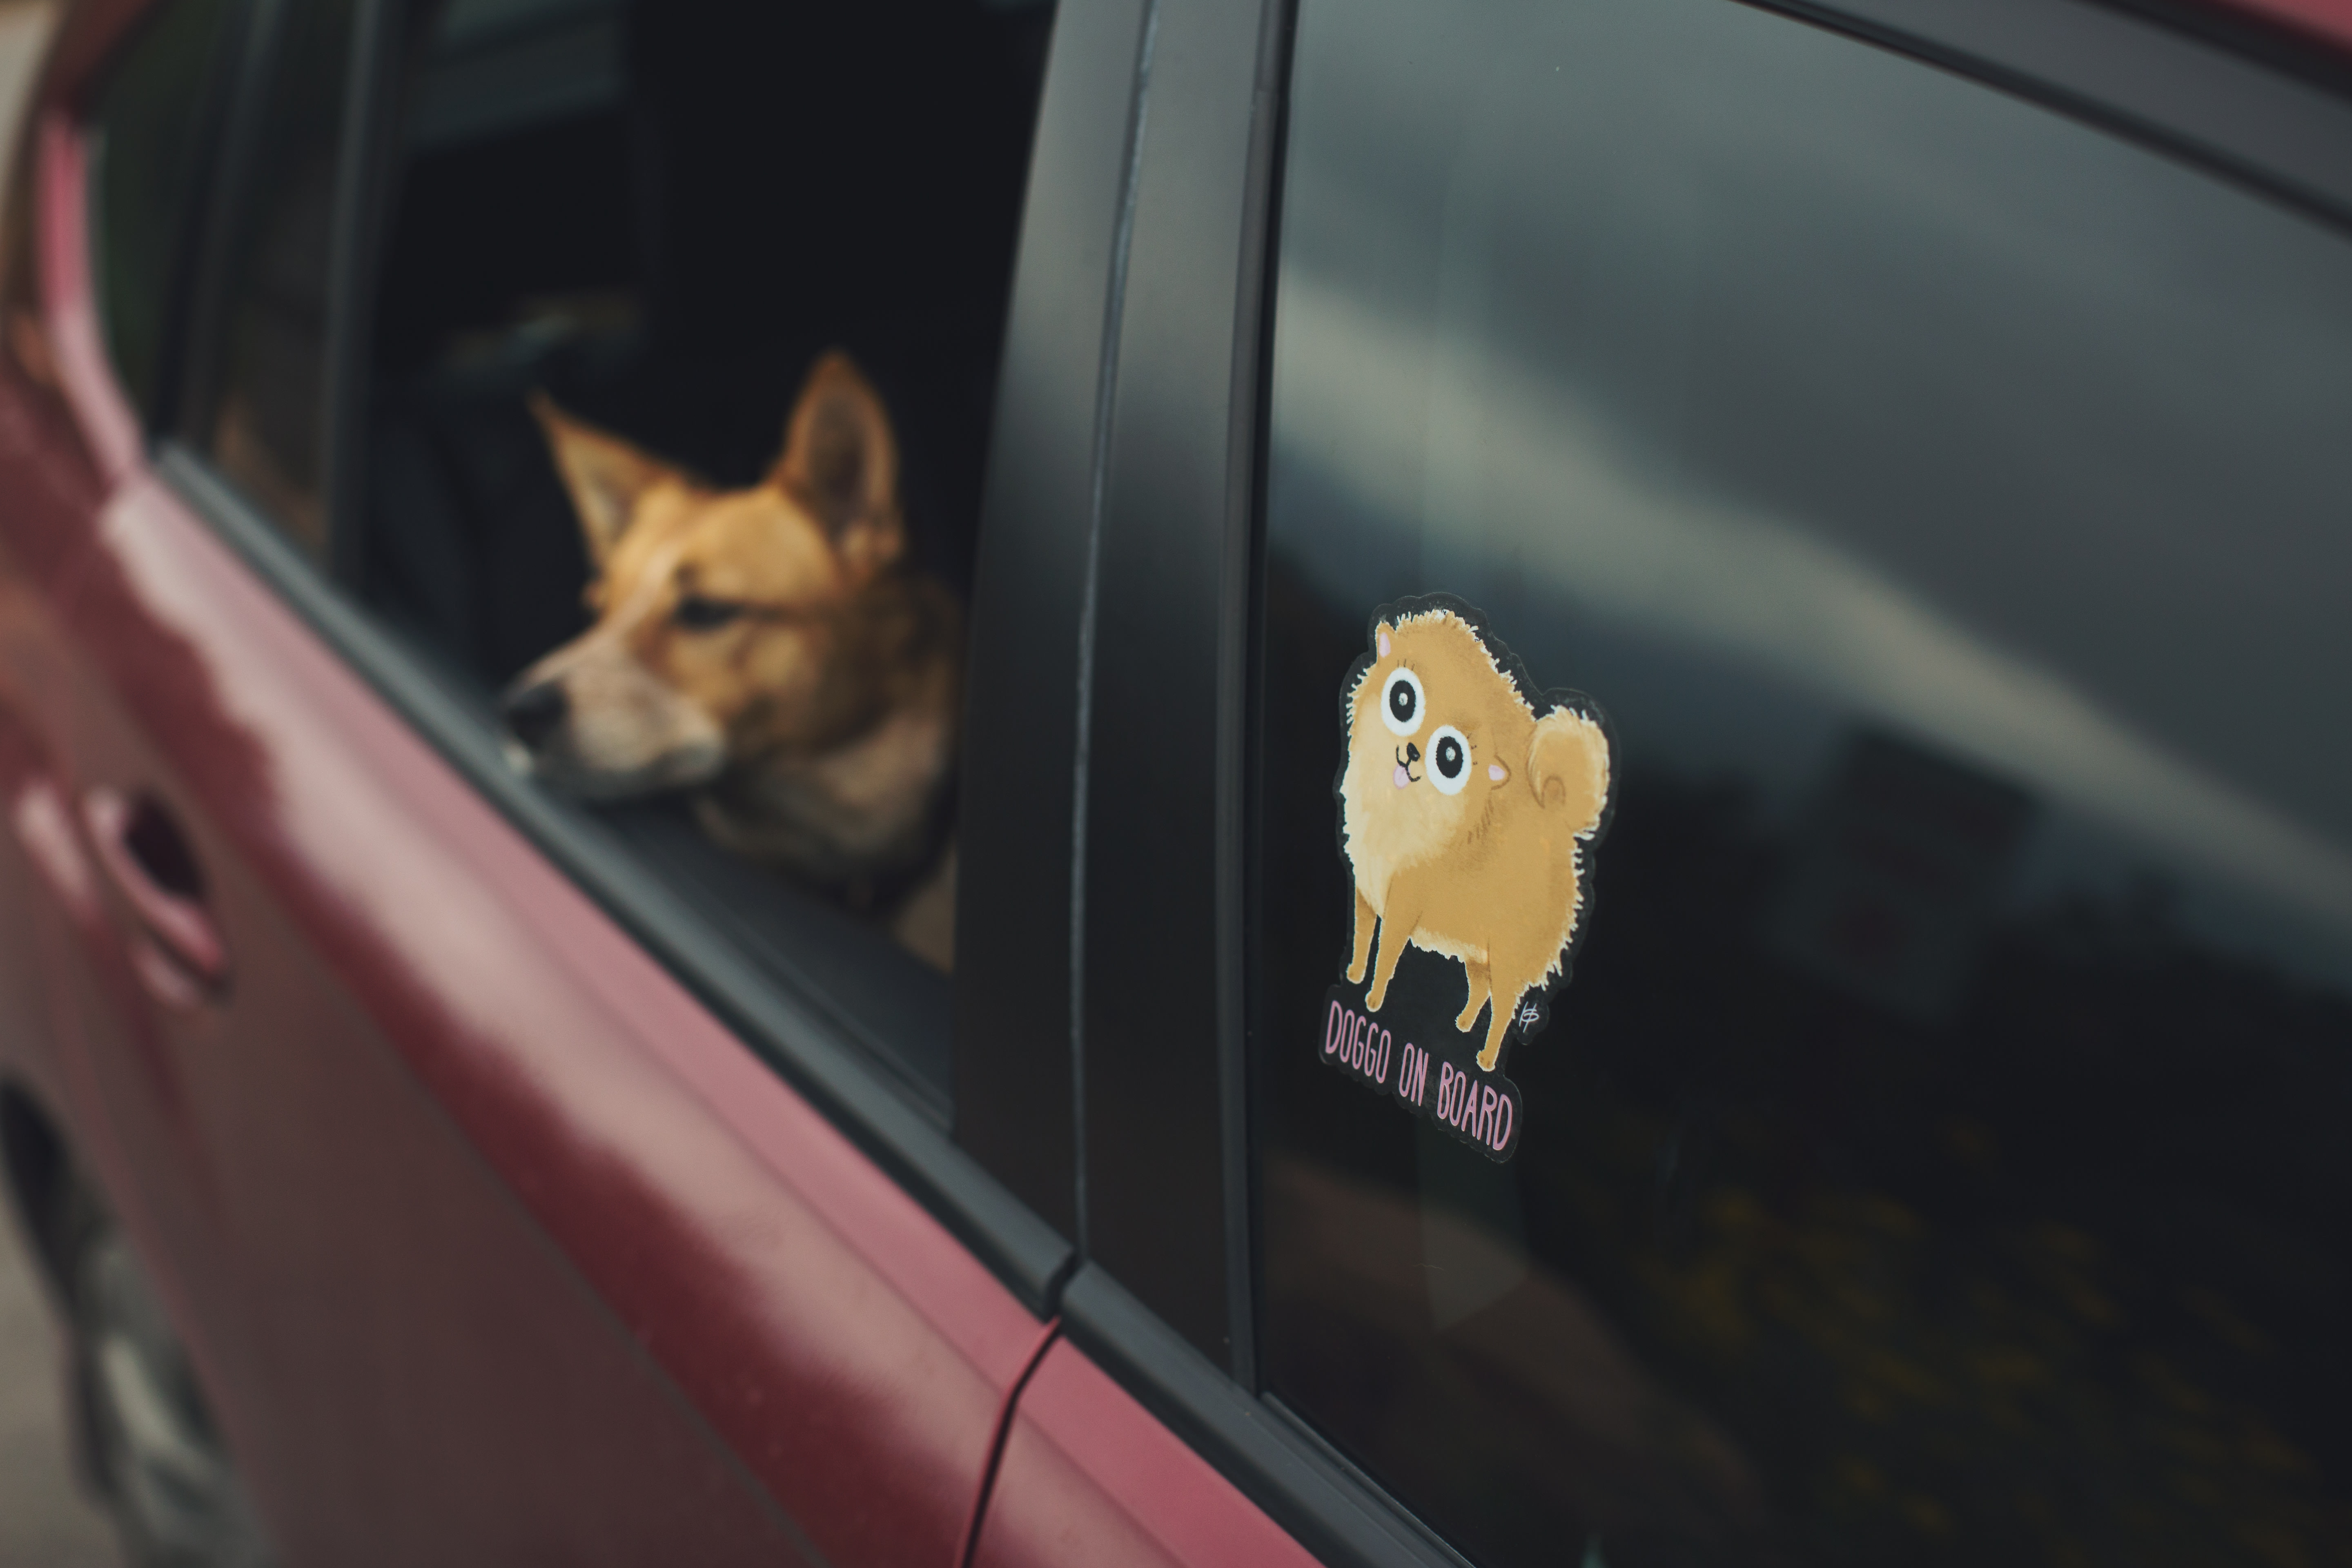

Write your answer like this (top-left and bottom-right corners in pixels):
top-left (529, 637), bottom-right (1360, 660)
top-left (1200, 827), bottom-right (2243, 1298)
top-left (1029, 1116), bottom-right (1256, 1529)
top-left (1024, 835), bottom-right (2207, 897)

top-left (2, 0), bottom-right (2349, 1564)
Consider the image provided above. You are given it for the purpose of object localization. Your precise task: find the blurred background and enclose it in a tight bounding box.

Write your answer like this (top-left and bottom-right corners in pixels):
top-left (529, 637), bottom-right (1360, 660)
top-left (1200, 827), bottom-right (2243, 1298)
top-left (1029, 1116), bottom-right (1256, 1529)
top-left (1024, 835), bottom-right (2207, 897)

top-left (0, 7), bottom-right (124, 1559)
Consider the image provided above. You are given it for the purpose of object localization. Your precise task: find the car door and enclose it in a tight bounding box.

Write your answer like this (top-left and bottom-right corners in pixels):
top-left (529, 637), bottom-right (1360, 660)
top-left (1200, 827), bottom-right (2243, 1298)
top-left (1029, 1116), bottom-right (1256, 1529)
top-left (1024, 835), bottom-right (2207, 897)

top-left (2, 0), bottom-right (1060, 1561)
top-left (969, 0), bottom-right (2352, 1564)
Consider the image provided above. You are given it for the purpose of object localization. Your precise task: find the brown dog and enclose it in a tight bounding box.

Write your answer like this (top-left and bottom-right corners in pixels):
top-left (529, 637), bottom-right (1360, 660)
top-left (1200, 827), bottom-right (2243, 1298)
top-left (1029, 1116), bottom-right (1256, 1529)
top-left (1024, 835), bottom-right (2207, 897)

top-left (1340, 606), bottom-right (1610, 1071)
top-left (501, 353), bottom-right (962, 968)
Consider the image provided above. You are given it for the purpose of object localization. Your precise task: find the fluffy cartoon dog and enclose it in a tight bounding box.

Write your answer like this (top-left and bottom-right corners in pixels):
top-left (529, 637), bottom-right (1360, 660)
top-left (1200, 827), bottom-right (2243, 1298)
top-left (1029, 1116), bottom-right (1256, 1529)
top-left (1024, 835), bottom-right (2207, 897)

top-left (500, 353), bottom-right (962, 967)
top-left (1341, 602), bottom-right (1612, 1071)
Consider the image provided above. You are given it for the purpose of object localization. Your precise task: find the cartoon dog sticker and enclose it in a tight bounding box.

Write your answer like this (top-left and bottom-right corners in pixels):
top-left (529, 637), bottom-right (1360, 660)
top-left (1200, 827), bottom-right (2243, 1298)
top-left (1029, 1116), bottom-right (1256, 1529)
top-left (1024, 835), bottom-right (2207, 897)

top-left (1338, 596), bottom-right (1614, 1075)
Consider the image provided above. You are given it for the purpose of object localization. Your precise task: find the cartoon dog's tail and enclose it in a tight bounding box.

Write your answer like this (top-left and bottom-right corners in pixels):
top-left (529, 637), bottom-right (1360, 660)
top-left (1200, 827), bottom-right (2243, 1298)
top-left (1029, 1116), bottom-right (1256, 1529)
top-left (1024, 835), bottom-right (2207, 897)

top-left (1528, 708), bottom-right (1610, 833)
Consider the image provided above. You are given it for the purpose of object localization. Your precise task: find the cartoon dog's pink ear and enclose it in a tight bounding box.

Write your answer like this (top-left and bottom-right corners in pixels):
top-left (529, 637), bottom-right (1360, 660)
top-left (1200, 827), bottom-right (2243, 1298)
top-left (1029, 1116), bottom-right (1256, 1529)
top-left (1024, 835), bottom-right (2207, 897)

top-left (1376, 625), bottom-right (1392, 658)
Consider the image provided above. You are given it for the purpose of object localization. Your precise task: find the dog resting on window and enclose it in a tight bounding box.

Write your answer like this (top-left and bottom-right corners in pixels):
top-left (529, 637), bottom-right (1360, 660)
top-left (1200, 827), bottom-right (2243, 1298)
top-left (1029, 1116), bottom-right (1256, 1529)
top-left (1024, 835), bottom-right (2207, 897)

top-left (500, 353), bottom-right (961, 970)
top-left (1341, 604), bottom-right (1610, 1072)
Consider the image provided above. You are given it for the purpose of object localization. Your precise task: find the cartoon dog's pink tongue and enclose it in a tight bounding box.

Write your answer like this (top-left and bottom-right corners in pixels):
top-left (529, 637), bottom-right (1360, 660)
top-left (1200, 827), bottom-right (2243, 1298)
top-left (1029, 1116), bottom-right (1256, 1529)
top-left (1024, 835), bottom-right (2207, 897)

top-left (1394, 764), bottom-right (1412, 789)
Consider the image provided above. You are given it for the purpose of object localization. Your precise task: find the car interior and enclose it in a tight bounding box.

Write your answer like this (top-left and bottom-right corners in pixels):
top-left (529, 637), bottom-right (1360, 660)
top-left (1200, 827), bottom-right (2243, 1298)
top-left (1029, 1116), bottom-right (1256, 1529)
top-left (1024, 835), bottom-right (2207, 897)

top-left (354, 0), bottom-right (1056, 1115)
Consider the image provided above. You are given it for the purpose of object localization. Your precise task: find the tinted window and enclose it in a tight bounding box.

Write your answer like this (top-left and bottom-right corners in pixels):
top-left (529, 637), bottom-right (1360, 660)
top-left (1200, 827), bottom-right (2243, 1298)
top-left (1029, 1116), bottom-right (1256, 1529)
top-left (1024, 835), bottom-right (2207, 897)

top-left (1251, 1), bottom-right (2352, 1564)
top-left (352, 0), bottom-right (1055, 1109)
top-left (198, 0), bottom-right (361, 557)
top-left (89, 0), bottom-right (238, 423)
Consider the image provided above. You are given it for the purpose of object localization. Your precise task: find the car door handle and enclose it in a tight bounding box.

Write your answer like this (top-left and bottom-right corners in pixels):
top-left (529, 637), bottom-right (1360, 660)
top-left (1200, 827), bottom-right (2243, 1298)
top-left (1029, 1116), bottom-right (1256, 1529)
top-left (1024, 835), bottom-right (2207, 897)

top-left (80, 787), bottom-right (229, 1002)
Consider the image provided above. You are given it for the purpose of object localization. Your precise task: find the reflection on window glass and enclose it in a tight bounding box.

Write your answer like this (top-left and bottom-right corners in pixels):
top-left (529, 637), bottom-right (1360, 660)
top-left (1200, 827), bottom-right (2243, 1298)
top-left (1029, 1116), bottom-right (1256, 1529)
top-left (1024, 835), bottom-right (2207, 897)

top-left (91, 0), bottom-right (236, 423)
top-left (1251, 1), bottom-right (2352, 1564)
top-left (203, 0), bottom-right (359, 557)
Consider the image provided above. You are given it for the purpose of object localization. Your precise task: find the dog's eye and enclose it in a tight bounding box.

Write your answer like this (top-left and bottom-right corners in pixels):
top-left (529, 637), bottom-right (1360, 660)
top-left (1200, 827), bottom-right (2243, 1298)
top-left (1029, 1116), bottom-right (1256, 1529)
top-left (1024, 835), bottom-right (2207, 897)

top-left (1380, 668), bottom-right (1425, 737)
top-left (673, 593), bottom-right (746, 631)
top-left (1429, 725), bottom-right (1471, 795)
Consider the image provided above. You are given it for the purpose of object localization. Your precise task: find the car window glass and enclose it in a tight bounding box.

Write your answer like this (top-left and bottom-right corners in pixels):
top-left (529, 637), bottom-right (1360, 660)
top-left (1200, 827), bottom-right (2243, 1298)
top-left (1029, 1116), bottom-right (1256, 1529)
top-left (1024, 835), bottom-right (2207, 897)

top-left (355, 0), bottom-right (1056, 1113)
top-left (196, 0), bottom-right (361, 559)
top-left (88, 0), bottom-right (238, 426)
top-left (1251, 0), bottom-right (2352, 1564)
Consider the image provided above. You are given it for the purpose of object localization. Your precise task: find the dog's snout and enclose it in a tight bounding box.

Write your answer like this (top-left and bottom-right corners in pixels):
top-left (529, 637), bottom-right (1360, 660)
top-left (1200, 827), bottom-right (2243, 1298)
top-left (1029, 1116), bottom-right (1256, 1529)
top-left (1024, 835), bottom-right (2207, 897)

top-left (503, 681), bottom-right (569, 751)
top-left (1405, 742), bottom-right (1421, 765)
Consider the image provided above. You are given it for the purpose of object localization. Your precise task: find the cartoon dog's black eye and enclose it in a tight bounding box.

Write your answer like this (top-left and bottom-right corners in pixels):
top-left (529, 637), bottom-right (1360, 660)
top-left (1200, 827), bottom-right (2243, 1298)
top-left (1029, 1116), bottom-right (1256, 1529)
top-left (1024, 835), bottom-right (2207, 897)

top-left (1429, 725), bottom-right (1471, 795)
top-left (1380, 667), bottom-right (1425, 738)
top-left (674, 593), bottom-right (746, 631)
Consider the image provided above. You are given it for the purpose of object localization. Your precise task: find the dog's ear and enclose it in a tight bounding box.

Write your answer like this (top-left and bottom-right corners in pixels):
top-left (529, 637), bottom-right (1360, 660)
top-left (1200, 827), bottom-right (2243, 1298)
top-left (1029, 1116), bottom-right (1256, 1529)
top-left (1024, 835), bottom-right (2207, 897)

top-left (773, 351), bottom-right (903, 577)
top-left (530, 392), bottom-right (679, 569)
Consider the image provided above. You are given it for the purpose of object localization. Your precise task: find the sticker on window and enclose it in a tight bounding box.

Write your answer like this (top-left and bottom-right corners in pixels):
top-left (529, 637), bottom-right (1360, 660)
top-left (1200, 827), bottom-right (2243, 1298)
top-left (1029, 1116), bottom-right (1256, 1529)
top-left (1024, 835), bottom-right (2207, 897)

top-left (1316, 595), bottom-right (1615, 1162)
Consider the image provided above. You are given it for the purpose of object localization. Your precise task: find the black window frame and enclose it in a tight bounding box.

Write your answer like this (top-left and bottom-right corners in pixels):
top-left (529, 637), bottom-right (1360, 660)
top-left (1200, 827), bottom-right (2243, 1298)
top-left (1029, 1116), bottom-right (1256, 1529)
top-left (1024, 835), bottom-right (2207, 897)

top-left (953, 0), bottom-right (1161, 1257)
top-left (81, 0), bottom-right (250, 438)
top-left (167, 0), bottom-right (371, 564)
top-left (1065, 0), bottom-right (2352, 1566)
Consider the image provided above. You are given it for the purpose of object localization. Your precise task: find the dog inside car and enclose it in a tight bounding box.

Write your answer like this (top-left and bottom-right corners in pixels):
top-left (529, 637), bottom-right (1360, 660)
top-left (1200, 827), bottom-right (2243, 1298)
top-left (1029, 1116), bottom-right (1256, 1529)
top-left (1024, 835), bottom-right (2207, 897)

top-left (499, 352), bottom-right (962, 969)
top-left (1341, 604), bottom-right (1611, 1071)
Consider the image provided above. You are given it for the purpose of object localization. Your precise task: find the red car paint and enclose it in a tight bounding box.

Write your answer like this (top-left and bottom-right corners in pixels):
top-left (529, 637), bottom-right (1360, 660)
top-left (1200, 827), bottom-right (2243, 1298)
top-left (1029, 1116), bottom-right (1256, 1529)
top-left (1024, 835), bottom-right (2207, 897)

top-left (971, 1341), bottom-right (1327, 1568)
top-left (2227, 0), bottom-right (2352, 51)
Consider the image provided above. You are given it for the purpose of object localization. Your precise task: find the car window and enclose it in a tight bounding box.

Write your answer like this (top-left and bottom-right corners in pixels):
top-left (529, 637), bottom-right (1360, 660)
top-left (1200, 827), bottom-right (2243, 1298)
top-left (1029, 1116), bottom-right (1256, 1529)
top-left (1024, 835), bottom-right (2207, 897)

top-left (87, 0), bottom-right (239, 427)
top-left (193, 0), bottom-right (362, 559)
top-left (1249, 0), bottom-right (2352, 1564)
top-left (354, 0), bottom-right (1056, 1114)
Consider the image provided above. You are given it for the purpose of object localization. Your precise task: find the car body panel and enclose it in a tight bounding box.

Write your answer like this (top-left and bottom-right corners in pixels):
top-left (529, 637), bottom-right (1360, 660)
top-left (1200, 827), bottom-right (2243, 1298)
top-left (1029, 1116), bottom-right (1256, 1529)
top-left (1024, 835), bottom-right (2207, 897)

top-left (972, 1337), bottom-right (1321, 1568)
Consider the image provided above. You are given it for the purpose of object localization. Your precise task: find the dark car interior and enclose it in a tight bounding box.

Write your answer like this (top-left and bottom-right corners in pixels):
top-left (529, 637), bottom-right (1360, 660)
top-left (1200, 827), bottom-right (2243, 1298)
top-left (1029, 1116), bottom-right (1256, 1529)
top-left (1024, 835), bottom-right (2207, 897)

top-left (355, 0), bottom-right (1055, 1114)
